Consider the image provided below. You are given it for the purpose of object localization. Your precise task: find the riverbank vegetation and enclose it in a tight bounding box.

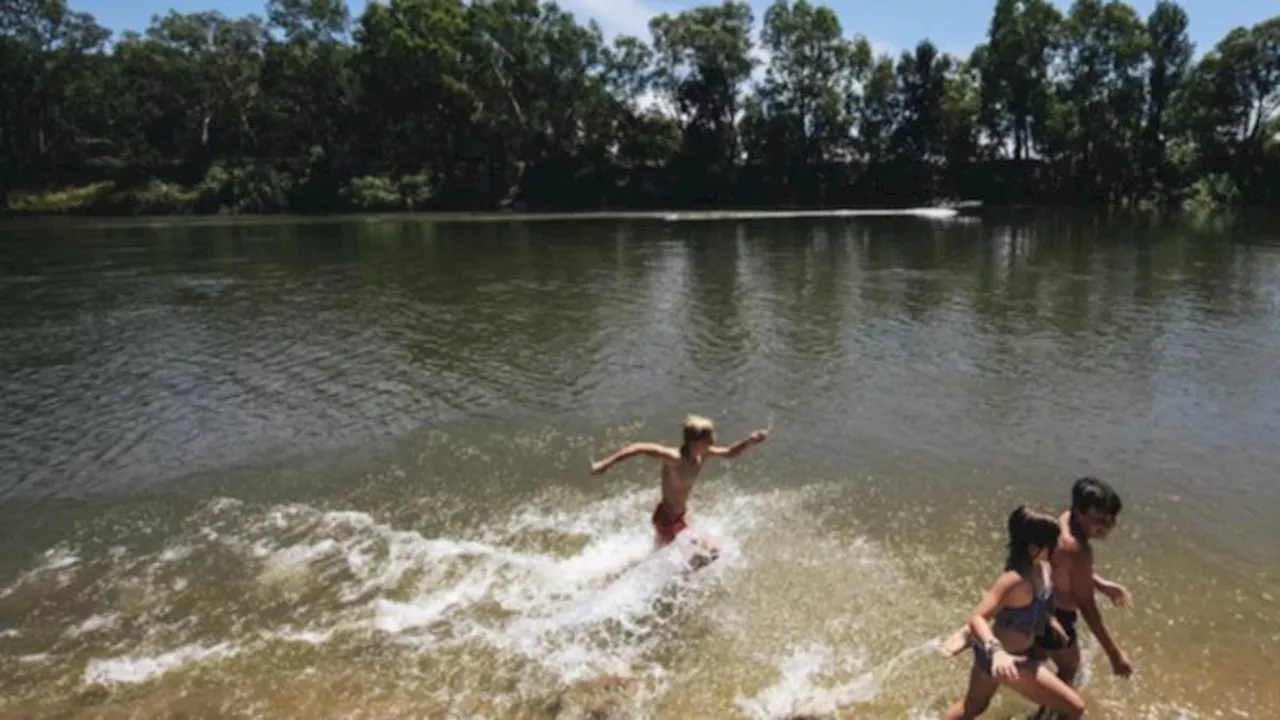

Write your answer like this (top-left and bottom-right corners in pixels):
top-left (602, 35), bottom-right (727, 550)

top-left (2, 0), bottom-right (1277, 216)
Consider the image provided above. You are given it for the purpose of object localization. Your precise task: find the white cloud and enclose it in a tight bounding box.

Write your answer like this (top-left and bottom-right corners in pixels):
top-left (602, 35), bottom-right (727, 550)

top-left (563, 0), bottom-right (657, 40)
top-left (871, 40), bottom-right (897, 59)
top-left (564, 1), bottom-right (897, 100)
top-left (565, 0), bottom-right (903, 70)
top-left (750, 46), bottom-right (773, 87)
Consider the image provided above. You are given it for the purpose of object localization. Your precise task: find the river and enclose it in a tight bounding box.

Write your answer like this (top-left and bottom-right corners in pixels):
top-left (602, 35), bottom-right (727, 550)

top-left (1, 210), bottom-right (1277, 718)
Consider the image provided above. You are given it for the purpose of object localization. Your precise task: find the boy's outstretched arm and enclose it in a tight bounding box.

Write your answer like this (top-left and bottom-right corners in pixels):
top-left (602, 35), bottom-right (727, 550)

top-left (590, 443), bottom-right (678, 474)
top-left (709, 429), bottom-right (769, 459)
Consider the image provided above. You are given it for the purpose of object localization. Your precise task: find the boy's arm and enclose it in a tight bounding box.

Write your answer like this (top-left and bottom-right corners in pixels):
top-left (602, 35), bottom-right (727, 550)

top-left (1071, 552), bottom-right (1134, 677)
top-left (709, 429), bottom-right (768, 459)
top-left (1093, 572), bottom-right (1133, 608)
top-left (590, 443), bottom-right (678, 474)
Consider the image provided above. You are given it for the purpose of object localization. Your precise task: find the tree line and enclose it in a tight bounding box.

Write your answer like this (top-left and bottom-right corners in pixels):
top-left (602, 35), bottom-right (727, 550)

top-left (2, 0), bottom-right (1277, 215)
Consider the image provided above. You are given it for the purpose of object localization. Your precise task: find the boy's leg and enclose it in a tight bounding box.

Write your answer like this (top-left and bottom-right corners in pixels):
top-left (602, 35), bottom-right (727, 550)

top-left (1044, 646), bottom-right (1080, 686)
top-left (1031, 610), bottom-right (1080, 719)
top-left (1039, 610), bottom-right (1080, 684)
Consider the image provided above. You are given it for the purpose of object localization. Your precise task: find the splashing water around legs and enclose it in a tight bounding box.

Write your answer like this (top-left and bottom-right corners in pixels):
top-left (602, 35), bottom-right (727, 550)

top-left (0, 470), bottom-right (971, 719)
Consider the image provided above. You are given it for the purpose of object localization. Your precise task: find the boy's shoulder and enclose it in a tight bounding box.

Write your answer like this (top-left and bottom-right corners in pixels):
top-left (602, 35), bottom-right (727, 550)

top-left (1055, 533), bottom-right (1096, 576)
top-left (645, 443), bottom-right (682, 462)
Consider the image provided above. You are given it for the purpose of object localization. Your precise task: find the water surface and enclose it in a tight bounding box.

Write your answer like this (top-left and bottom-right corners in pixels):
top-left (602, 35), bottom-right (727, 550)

top-left (1, 212), bottom-right (1278, 718)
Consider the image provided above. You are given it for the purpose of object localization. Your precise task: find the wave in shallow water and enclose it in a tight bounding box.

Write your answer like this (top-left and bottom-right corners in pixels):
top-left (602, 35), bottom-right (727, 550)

top-left (0, 480), bottom-right (1256, 719)
top-left (0, 487), bottom-right (800, 713)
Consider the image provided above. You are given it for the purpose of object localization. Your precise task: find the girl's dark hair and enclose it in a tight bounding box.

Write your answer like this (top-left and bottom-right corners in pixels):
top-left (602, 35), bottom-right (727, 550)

top-left (1005, 504), bottom-right (1061, 573)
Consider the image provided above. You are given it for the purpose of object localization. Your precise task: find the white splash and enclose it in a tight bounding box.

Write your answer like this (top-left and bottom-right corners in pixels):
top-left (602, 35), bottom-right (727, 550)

top-left (267, 626), bottom-right (338, 646)
top-left (41, 545), bottom-right (81, 571)
top-left (736, 635), bottom-right (942, 718)
top-left (83, 642), bottom-right (240, 686)
top-left (65, 613), bottom-right (121, 638)
top-left (45, 485), bottom-right (792, 694)
top-left (0, 543), bottom-right (82, 598)
top-left (736, 644), bottom-right (843, 719)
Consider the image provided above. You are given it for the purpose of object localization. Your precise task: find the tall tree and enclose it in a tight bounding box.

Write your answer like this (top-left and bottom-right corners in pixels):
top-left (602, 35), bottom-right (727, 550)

top-left (3, 0), bottom-right (1279, 214)
top-left (0, 0), bottom-right (110, 186)
top-left (650, 1), bottom-right (756, 205)
top-left (1178, 18), bottom-right (1280, 195)
top-left (1142, 0), bottom-right (1193, 199)
top-left (893, 40), bottom-right (953, 165)
top-left (259, 0), bottom-right (352, 160)
top-left (748, 0), bottom-right (866, 201)
top-left (351, 0), bottom-right (469, 186)
top-left (1053, 0), bottom-right (1149, 203)
top-left (978, 0), bottom-right (1063, 160)
top-left (851, 53), bottom-right (900, 166)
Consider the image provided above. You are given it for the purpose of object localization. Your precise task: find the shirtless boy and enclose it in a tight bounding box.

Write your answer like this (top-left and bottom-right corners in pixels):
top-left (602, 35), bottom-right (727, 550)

top-left (590, 415), bottom-right (768, 561)
top-left (942, 477), bottom-right (1134, 689)
top-left (1038, 476), bottom-right (1134, 686)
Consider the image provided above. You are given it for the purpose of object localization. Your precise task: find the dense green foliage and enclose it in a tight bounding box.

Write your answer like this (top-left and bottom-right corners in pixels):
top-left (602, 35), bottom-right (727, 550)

top-left (2, 0), bottom-right (1277, 214)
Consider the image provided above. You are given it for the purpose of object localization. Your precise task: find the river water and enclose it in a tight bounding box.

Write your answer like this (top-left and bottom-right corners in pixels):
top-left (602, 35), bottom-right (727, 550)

top-left (1, 211), bottom-right (1277, 719)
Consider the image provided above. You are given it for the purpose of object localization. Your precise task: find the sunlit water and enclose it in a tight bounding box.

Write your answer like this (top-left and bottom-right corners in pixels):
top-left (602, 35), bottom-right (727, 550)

top-left (1, 211), bottom-right (1278, 718)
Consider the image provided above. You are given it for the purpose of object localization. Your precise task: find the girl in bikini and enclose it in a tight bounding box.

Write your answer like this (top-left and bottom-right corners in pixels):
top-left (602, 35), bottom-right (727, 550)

top-left (944, 505), bottom-right (1085, 719)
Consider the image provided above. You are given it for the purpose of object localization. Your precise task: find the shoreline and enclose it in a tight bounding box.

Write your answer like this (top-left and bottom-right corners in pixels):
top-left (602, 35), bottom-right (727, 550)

top-left (0, 205), bottom-right (978, 228)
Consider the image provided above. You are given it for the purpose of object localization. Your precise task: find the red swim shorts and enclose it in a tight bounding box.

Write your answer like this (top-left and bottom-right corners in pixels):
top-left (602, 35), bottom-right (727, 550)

top-left (651, 502), bottom-right (688, 545)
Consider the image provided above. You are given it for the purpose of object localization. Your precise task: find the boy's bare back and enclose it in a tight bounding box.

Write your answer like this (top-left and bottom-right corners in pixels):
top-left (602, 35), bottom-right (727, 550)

top-left (590, 442), bottom-right (702, 510)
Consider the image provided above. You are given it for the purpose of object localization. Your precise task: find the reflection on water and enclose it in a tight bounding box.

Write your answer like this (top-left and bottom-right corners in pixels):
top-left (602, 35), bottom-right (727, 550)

top-left (1, 212), bottom-right (1279, 718)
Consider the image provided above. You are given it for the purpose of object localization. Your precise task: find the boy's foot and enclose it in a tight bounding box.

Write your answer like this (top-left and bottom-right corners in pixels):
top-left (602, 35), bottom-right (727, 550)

top-left (687, 551), bottom-right (717, 571)
top-left (938, 628), bottom-right (971, 658)
top-left (685, 534), bottom-right (720, 571)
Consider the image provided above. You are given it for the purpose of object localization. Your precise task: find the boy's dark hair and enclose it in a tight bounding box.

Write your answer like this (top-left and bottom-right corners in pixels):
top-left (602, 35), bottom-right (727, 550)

top-left (1071, 476), bottom-right (1122, 516)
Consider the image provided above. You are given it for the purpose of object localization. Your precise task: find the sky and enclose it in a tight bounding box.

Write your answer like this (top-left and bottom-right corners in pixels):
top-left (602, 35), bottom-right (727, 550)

top-left (73, 0), bottom-right (1271, 60)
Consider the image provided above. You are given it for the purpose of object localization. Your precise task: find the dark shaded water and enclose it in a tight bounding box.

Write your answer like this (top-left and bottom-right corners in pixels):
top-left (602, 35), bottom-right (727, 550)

top-left (1, 211), bottom-right (1278, 719)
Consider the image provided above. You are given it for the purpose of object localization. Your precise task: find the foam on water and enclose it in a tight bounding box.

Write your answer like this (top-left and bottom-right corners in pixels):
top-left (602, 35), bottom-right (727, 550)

top-left (40, 545), bottom-right (81, 572)
top-left (65, 612), bottom-right (121, 638)
top-left (733, 627), bottom-right (943, 718)
top-left (655, 207), bottom-right (961, 222)
top-left (1, 484), bottom-right (782, 699)
top-left (735, 643), bottom-right (850, 718)
top-left (83, 642), bottom-right (241, 686)
top-left (269, 626), bottom-right (337, 646)
top-left (0, 543), bottom-right (81, 599)
top-left (5, 477), bottom-right (1227, 717)
top-left (371, 489), bottom-right (763, 683)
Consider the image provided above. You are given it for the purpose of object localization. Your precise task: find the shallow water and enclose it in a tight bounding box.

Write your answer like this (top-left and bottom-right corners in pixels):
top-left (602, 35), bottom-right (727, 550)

top-left (1, 212), bottom-right (1278, 718)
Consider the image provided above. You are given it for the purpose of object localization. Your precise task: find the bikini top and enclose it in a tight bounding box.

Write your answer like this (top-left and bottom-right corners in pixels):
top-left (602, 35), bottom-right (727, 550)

top-left (993, 579), bottom-right (1055, 638)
